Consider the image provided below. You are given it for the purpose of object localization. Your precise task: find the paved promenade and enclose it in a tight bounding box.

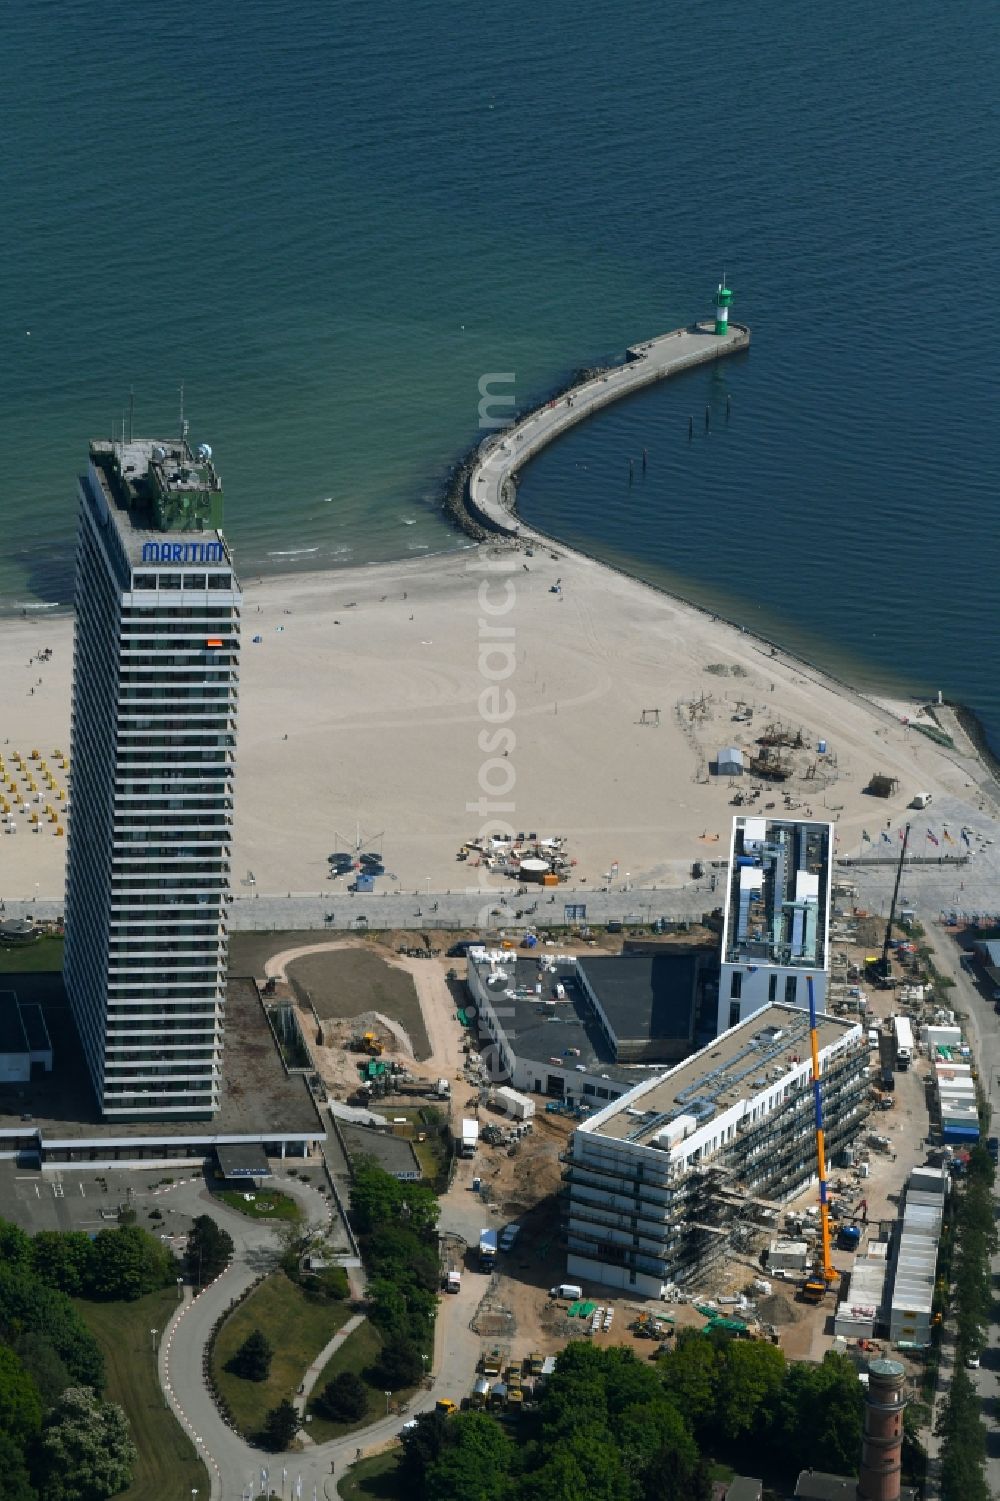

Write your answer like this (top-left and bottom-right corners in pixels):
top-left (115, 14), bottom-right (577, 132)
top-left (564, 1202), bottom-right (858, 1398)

top-left (468, 320), bottom-right (750, 536)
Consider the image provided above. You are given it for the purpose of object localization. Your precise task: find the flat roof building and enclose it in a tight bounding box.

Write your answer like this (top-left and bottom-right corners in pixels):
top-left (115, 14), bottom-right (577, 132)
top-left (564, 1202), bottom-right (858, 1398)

top-left (718, 815), bottom-right (833, 1035)
top-left (64, 436), bottom-right (240, 1119)
top-left (888, 1166), bottom-right (946, 1347)
top-left (564, 1002), bottom-right (868, 1296)
top-left (465, 948), bottom-right (711, 1107)
top-left (0, 973), bottom-right (325, 1168)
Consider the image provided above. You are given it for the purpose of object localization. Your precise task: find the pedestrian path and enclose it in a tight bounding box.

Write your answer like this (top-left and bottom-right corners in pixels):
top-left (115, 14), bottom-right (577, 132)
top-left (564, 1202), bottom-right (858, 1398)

top-left (293, 1313), bottom-right (366, 1436)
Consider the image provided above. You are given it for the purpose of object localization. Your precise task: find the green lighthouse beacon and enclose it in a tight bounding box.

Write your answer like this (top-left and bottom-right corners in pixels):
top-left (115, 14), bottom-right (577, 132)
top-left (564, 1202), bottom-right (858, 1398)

top-left (714, 278), bottom-right (733, 336)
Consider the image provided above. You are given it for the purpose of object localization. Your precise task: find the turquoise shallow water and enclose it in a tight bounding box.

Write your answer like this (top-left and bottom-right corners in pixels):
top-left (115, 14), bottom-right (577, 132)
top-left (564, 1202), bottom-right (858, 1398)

top-left (3, 1), bottom-right (999, 744)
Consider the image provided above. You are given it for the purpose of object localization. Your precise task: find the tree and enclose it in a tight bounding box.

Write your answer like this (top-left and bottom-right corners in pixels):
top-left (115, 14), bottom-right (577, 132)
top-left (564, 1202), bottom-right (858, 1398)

top-left (616, 1399), bottom-right (697, 1484)
top-left (350, 1161), bottom-right (439, 1238)
top-left (33, 1386), bottom-right (137, 1501)
top-left (657, 1331), bottom-right (721, 1438)
top-left (31, 1233), bottom-right (94, 1297)
top-left (318, 1370), bottom-right (368, 1422)
top-left (0, 1266), bottom-right (103, 1391)
top-left (86, 1226), bottom-right (176, 1301)
top-left (186, 1215), bottom-right (234, 1286)
top-left (775, 1353), bottom-right (862, 1476)
top-left (228, 1330), bottom-right (273, 1383)
top-left (0, 1430), bottom-right (36, 1501)
top-left (11, 1334), bottom-right (72, 1407)
top-left (423, 1412), bottom-right (515, 1501)
top-left (370, 1338), bottom-right (422, 1391)
top-left (0, 1222), bottom-right (33, 1272)
top-left (0, 1347), bottom-right (42, 1446)
top-left (262, 1398), bottom-right (300, 1452)
top-left (399, 1410), bottom-right (449, 1488)
top-left (715, 1339), bottom-right (785, 1443)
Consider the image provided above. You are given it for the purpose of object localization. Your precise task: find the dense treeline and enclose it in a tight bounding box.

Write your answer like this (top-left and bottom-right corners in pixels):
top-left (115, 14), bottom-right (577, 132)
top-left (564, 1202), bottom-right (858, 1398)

top-left (350, 1160), bottom-right (440, 1390)
top-left (400, 1333), bottom-right (866, 1500)
top-left (0, 1213), bottom-right (195, 1501)
top-left (937, 1145), bottom-right (996, 1501)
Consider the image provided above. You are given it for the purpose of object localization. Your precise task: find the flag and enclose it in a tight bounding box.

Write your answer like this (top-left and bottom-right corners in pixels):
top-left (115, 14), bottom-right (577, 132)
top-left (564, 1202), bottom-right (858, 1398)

top-left (927, 829), bottom-right (939, 847)
top-left (862, 830), bottom-right (872, 843)
top-left (881, 832), bottom-right (892, 844)
top-left (899, 829), bottom-right (905, 841)
top-left (962, 829), bottom-right (972, 847)
top-left (942, 828), bottom-right (955, 845)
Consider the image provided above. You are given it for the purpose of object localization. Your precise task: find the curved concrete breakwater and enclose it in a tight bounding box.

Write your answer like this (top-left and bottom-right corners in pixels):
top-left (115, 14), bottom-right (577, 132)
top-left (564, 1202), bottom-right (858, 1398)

top-left (466, 319), bottom-right (750, 535)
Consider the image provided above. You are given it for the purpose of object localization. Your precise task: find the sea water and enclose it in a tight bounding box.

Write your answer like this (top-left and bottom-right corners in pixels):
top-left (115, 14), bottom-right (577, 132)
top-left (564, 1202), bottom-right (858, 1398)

top-left (2, 1), bottom-right (998, 743)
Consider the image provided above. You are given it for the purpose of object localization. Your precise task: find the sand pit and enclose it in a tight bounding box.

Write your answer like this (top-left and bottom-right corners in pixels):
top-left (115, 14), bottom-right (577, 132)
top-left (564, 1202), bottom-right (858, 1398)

top-left (1, 543), bottom-right (997, 903)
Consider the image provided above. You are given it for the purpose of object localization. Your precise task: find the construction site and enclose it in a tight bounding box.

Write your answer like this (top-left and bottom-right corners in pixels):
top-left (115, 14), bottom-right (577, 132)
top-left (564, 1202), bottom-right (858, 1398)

top-left (234, 830), bottom-right (953, 1404)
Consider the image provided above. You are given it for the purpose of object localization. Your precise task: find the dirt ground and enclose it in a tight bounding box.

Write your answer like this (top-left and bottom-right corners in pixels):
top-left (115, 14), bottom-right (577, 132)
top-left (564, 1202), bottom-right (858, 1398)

top-left (286, 947), bottom-right (431, 1060)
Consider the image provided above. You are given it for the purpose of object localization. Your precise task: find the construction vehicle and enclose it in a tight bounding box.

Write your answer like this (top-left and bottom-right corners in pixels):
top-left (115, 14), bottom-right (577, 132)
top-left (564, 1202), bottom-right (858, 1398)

top-left (352, 1031), bottom-right (383, 1056)
top-left (460, 1119), bottom-right (479, 1157)
top-left (505, 1368), bottom-right (524, 1409)
top-left (481, 1348), bottom-right (503, 1379)
top-left (801, 1277), bottom-right (828, 1303)
top-left (470, 1378), bottom-right (491, 1410)
top-left (435, 1398), bottom-right (457, 1416)
top-left (478, 1228), bottom-right (498, 1273)
top-left (527, 1352), bottom-right (544, 1378)
top-left (837, 1223), bottom-right (862, 1252)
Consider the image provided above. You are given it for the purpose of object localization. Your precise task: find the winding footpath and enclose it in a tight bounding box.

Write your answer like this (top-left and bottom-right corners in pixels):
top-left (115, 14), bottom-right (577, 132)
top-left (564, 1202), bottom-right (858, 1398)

top-left (154, 1165), bottom-right (486, 1499)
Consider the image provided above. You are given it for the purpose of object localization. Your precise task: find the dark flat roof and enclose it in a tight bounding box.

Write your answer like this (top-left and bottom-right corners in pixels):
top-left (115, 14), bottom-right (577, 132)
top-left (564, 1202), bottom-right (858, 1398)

top-left (0, 991), bottom-right (29, 1054)
top-left (475, 957), bottom-right (661, 1088)
top-left (577, 953), bottom-right (699, 1043)
top-left (338, 1123), bottom-right (420, 1178)
top-left (0, 973), bottom-right (323, 1144)
top-left (217, 1143), bottom-right (271, 1178)
top-left (19, 1004), bottom-right (51, 1053)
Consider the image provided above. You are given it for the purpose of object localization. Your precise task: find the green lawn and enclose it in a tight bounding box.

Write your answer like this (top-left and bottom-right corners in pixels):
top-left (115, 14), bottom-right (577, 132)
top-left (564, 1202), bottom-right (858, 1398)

top-left (214, 1187), bottom-right (301, 1221)
top-left (338, 1452), bottom-right (402, 1501)
top-left (306, 1322), bottom-right (419, 1442)
top-left (0, 933), bottom-right (64, 971)
top-left (74, 1287), bottom-right (209, 1501)
top-left (212, 1272), bottom-right (352, 1439)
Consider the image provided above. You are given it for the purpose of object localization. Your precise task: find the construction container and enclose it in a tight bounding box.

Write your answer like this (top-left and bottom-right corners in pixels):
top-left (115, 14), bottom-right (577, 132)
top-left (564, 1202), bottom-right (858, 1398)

top-left (768, 1239), bottom-right (808, 1272)
top-left (542, 873), bottom-right (559, 887)
top-left (493, 1085), bottom-right (536, 1120)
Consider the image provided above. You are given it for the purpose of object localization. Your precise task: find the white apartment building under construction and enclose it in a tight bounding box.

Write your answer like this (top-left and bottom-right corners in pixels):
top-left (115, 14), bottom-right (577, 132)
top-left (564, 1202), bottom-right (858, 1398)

top-left (563, 1002), bottom-right (869, 1297)
top-left (718, 815), bottom-right (833, 1036)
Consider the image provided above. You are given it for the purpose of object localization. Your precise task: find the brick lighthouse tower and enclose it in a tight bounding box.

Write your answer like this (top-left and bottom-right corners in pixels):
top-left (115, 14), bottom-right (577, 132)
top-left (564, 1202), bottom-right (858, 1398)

top-left (859, 1358), bottom-right (907, 1501)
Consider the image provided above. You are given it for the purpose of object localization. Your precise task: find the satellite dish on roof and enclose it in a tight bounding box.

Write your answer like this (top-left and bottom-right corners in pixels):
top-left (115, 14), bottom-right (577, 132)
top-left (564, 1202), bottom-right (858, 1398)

top-left (196, 443), bottom-right (213, 460)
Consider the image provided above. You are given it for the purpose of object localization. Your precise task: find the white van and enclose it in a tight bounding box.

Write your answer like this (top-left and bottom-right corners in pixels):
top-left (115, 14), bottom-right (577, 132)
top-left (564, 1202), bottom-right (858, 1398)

top-left (910, 792), bottom-right (933, 809)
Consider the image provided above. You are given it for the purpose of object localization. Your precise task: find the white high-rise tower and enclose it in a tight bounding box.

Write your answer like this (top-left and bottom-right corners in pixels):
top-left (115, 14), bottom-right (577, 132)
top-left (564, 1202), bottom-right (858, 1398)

top-left (64, 436), bottom-right (240, 1119)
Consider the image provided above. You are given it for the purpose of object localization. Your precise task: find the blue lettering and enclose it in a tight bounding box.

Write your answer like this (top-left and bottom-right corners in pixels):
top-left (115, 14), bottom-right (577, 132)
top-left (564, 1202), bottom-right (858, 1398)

top-left (140, 540), bottom-right (225, 566)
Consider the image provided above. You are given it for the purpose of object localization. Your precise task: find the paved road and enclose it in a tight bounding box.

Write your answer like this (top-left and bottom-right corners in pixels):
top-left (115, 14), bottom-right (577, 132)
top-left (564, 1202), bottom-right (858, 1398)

top-left (153, 1137), bottom-right (510, 1498)
top-left (897, 923), bottom-right (1000, 1499)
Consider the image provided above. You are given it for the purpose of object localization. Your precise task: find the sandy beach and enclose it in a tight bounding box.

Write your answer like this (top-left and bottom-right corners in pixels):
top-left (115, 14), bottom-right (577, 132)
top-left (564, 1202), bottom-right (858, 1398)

top-left (0, 540), bottom-right (996, 906)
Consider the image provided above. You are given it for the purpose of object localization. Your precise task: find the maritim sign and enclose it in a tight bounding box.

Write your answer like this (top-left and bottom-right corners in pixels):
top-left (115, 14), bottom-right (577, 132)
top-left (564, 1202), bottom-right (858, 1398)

top-left (141, 540), bottom-right (225, 564)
